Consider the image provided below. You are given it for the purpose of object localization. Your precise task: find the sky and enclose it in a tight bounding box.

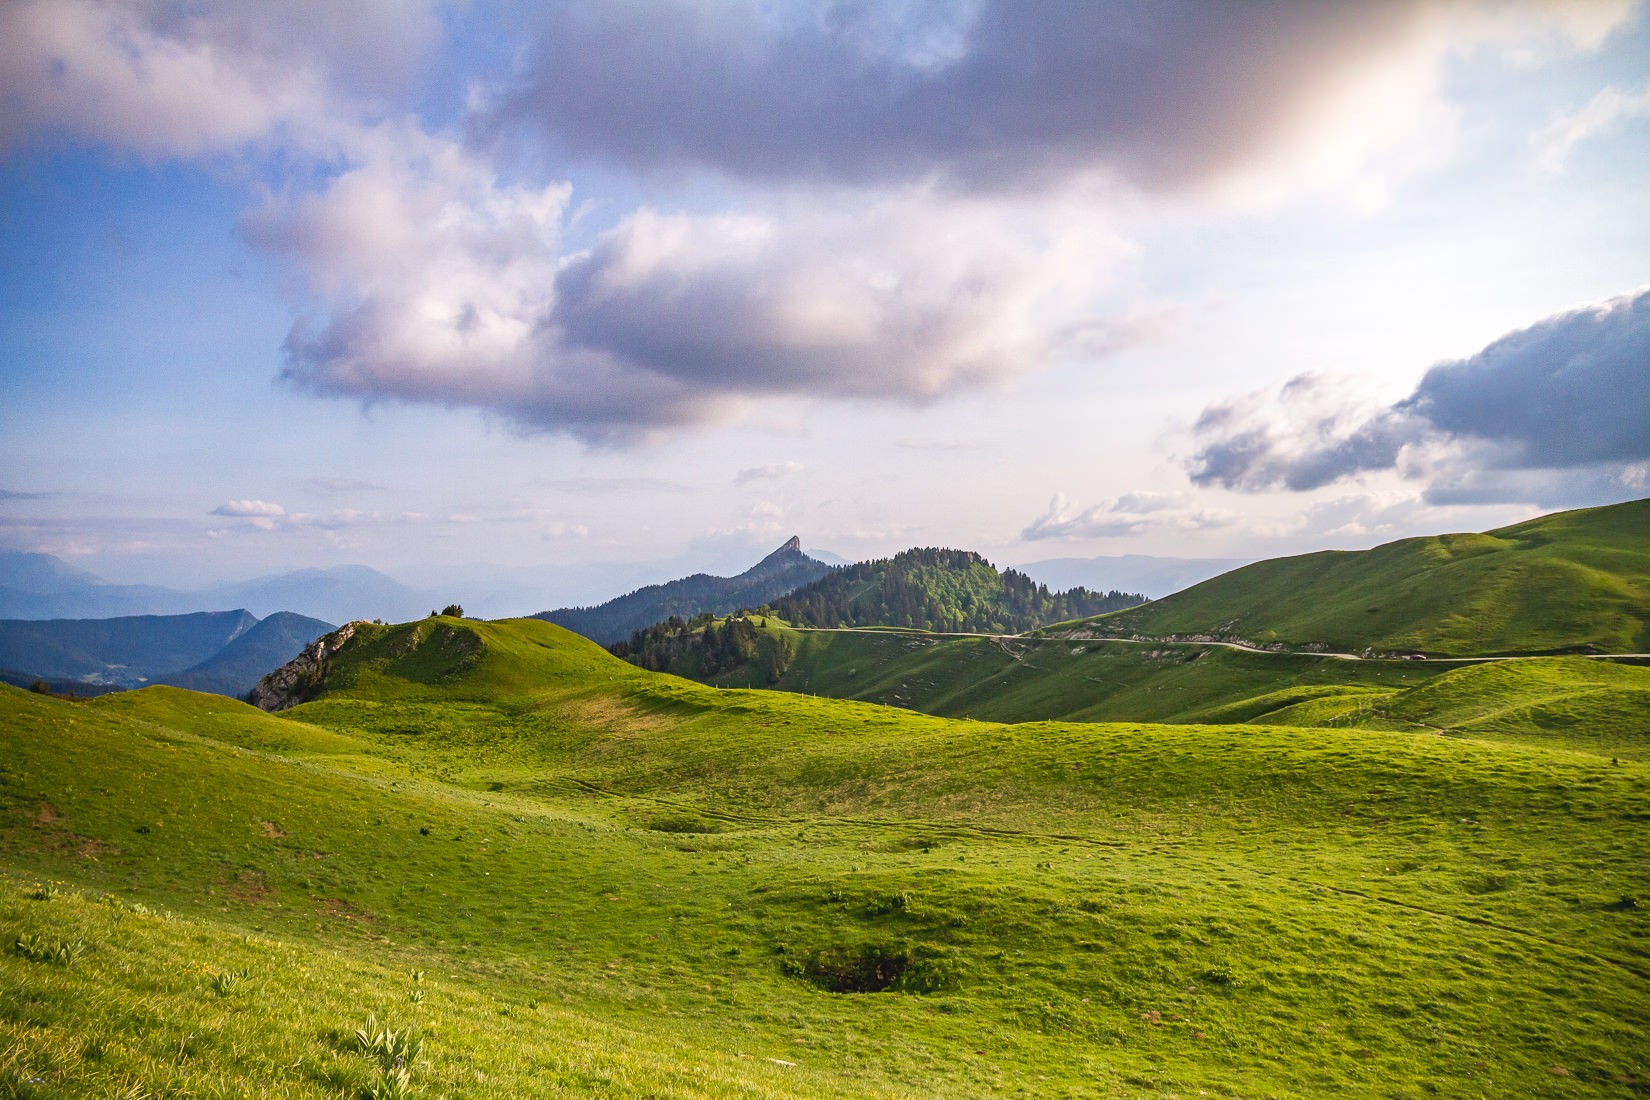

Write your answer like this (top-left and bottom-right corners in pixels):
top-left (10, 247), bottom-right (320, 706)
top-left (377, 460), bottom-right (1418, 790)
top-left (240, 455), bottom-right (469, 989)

top-left (1, 0), bottom-right (1647, 609)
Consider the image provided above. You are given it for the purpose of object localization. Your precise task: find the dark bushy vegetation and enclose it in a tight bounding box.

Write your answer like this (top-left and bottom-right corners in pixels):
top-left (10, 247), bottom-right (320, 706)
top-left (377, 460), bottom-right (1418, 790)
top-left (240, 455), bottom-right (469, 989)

top-left (611, 613), bottom-right (796, 683)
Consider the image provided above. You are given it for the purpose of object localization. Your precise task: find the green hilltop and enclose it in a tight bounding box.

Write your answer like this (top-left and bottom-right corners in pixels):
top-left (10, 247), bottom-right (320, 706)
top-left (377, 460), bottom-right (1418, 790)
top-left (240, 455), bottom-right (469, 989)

top-left (2, 612), bottom-right (1646, 1096)
top-left (1067, 497), bottom-right (1650, 657)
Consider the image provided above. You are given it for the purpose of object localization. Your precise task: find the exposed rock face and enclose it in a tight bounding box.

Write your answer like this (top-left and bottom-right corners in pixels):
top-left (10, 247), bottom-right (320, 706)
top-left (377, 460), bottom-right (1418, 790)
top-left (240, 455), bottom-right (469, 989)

top-left (249, 620), bottom-right (364, 711)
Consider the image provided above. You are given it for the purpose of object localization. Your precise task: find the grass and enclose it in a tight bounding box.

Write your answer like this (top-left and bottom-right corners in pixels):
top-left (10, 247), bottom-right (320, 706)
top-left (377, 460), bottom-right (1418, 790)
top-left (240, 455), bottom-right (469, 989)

top-left (723, 628), bottom-right (1452, 724)
top-left (1, 615), bottom-right (1647, 1096)
top-left (1061, 497), bottom-right (1650, 656)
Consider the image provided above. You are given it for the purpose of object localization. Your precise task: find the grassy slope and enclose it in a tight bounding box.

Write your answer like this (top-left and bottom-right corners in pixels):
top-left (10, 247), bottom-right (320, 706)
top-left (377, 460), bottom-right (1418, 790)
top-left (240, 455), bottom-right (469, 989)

top-left (734, 628), bottom-right (1650, 761)
top-left (2, 617), bottom-right (1647, 1097)
top-left (731, 628), bottom-right (1448, 724)
top-left (1066, 497), bottom-right (1650, 656)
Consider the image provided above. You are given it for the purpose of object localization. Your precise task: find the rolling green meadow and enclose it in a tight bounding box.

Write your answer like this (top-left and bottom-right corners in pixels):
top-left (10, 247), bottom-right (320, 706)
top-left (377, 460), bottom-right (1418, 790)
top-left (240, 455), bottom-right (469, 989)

top-left (2, 609), bottom-right (1648, 1097)
top-left (1060, 499), bottom-right (1650, 658)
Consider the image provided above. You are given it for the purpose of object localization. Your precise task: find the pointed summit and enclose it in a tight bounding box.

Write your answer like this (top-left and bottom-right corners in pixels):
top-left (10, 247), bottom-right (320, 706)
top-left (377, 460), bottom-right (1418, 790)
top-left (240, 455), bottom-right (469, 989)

top-left (534, 536), bottom-right (831, 645)
top-left (754, 535), bottom-right (806, 568)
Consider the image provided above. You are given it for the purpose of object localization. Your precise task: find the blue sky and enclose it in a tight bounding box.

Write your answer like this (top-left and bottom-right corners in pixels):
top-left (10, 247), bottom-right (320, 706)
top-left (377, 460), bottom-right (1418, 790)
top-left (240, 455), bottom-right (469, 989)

top-left (2, 1), bottom-right (1647, 607)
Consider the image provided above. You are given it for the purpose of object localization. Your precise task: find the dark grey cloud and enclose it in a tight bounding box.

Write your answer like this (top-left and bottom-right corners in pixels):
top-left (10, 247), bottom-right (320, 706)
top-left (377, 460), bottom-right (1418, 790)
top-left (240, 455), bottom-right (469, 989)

top-left (1399, 288), bottom-right (1650, 468)
top-left (1187, 288), bottom-right (1650, 497)
top-left (0, 489), bottom-right (57, 502)
top-left (1186, 402), bottom-right (1418, 492)
top-left (493, 0), bottom-right (1432, 191)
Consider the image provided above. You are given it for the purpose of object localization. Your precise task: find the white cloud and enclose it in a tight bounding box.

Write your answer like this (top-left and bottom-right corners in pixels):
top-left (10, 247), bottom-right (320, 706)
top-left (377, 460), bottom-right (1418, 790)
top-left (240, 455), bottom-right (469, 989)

top-left (211, 499), bottom-right (286, 517)
top-left (1186, 288), bottom-right (1650, 499)
top-left (261, 166), bottom-right (1135, 440)
top-left (0, 0), bottom-right (438, 157)
top-left (1022, 492), bottom-right (1234, 542)
top-left (1530, 80), bottom-right (1650, 175)
top-left (734, 461), bottom-right (804, 485)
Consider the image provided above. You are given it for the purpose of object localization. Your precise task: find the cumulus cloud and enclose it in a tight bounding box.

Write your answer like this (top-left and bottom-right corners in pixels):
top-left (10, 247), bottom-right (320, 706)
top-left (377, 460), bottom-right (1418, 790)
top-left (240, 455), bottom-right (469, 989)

top-left (1022, 491), bottom-right (1233, 541)
top-left (1186, 287), bottom-right (1650, 500)
top-left (493, 1), bottom-right (1623, 197)
top-left (252, 135), bottom-right (1131, 440)
top-left (0, 0), bottom-right (438, 156)
top-left (734, 461), bottom-right (803, 486)
top-left (211, 499), bottom-right (286, 517)
top-left (551, 192), bottom-right (1124, 413)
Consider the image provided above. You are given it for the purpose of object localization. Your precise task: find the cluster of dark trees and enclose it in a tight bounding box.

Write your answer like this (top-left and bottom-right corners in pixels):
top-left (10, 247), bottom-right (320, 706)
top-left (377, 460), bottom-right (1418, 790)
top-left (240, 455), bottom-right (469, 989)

top-left (770, 548), bottom-right (1143, 635)
top-left (610, 612), bottom-right (795, 683)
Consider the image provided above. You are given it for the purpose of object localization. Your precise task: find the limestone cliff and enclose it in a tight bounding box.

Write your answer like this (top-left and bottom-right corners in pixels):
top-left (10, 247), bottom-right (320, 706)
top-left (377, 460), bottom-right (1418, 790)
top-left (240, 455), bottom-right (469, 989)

top-left (249, 620), bottom-right (364, 711)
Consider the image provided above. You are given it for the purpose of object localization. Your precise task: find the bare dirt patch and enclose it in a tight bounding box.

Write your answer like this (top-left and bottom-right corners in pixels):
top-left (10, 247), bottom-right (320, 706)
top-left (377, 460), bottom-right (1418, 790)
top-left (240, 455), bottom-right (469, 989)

top-left (565, 696), bottom-right (674, 737)
top-left (315, 896), bottom-right (374, 923)
top-left (77, 837), bottom-right (119, 859)
top-left (259, 820), bottom-right (285, 837)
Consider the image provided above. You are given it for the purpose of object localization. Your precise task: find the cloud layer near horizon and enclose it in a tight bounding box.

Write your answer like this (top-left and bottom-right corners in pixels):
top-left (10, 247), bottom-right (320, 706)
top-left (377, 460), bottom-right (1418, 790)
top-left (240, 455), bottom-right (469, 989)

top-left (1186, 287), bottom-right (1650, 502)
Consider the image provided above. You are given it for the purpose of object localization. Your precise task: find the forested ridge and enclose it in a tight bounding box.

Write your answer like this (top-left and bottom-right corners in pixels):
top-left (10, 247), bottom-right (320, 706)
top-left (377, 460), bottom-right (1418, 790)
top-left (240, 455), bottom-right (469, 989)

top-left (772, 547), bottom-right (1144, 634)
top-left (609, 547), bottom-right (1146, 679)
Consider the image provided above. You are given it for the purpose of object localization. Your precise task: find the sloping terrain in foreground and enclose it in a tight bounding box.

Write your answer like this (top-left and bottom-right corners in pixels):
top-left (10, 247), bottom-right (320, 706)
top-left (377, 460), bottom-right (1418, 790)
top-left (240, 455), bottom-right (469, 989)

top-left (1, 616), bottom-right (1646, 1097)
top-left (1066, 497), bottom-right (1650, 656)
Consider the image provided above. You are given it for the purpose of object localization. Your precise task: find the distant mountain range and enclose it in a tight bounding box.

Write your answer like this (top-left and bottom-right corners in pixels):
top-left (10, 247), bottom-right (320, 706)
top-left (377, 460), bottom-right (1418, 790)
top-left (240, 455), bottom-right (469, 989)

top-left (0, 609), bottom-right (335, 697)
top-left (0, 552), bottom-right (430, 624)
top-left (535, 536), bottom-right (834, 646)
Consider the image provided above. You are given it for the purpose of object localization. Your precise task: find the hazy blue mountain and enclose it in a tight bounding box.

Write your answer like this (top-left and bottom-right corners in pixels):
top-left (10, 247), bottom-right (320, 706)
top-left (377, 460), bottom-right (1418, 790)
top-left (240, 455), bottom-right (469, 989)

top-left (0, 610), bottom-right (258, 686)
top-left (536, 536), bottom-right (833, 645)
top-left (159, 611), bottom-right (336, 697)
top-left (0, 553), bottom-right (429, 623)
top-left (1012, 554), bottom-right (1254, 599)
top-left (207, 565), bottom-right (427, 623)
top-left (0, 551), bottom-right (104, 594)
top-left (0, 551), bottom-right (190, 619)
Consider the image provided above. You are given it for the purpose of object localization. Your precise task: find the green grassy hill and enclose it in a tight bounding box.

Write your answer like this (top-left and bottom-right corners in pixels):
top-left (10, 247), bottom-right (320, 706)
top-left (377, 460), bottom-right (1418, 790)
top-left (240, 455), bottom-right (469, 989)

top-left (741, 628), bottom-right (1443, 723)
top-left (1066, 498), bottom-right (1650, 656)
top-left (2, 616), bottom-right (1646, 1096)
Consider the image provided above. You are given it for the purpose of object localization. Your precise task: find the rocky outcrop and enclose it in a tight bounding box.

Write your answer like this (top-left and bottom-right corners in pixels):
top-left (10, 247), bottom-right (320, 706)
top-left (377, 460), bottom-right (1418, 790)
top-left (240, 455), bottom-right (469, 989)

top-left (249, 620), bottom-right (364, 711)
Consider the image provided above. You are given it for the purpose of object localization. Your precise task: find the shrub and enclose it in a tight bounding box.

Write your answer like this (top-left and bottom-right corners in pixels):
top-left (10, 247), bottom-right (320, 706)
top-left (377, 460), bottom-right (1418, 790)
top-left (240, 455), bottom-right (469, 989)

top-left (210, 968), bottom-right (251, 995)
top-left (15, 933), bottom-right (86, 966)
top-left (782, 942), bottom-right (955, 994)
top-left (355, 1014), bottom-right (424, 1071)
